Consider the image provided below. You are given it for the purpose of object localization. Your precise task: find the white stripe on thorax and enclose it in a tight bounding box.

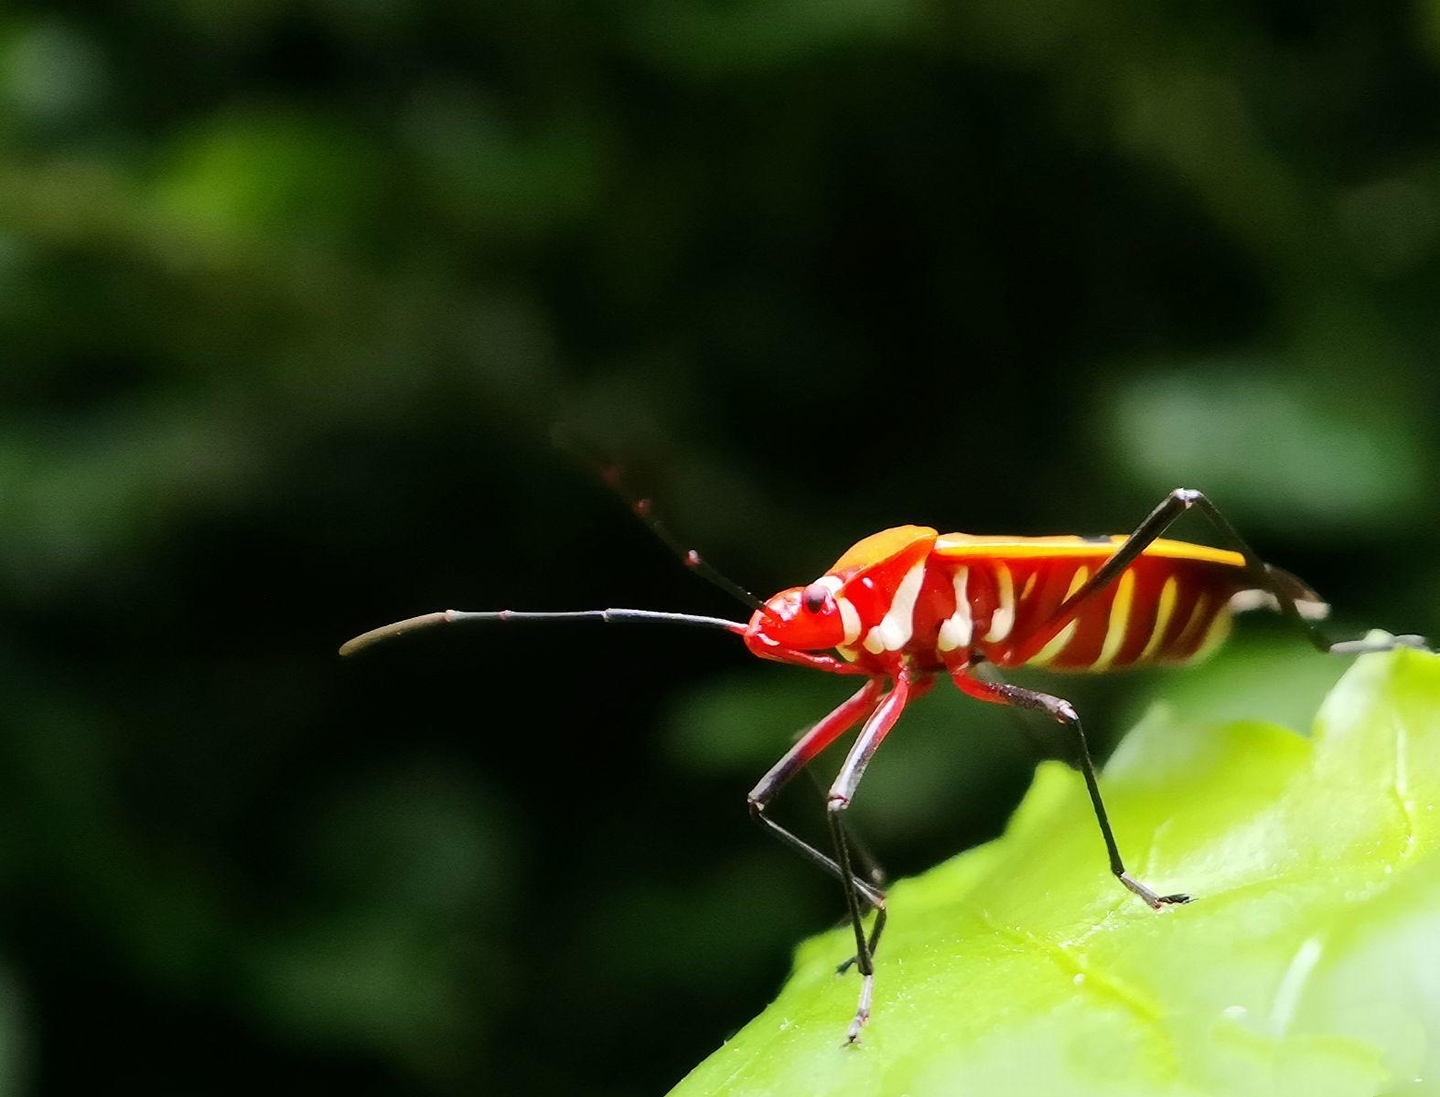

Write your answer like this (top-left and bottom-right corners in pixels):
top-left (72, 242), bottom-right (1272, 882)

top-left (862, 560), bottom-right (927, 654)
top-left (984, 562), bottom-right (1014, 642)
top-left (837, 595), bottom-right (861, 645)
top-left (937, 566), bottom-right (972, 653)
top-left (813, 574), bottom-right (862, 646)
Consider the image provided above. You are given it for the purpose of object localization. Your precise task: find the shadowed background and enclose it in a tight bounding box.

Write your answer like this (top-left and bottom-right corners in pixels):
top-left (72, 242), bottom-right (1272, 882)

top-left (1, 2), bottom-right (1438, 1093)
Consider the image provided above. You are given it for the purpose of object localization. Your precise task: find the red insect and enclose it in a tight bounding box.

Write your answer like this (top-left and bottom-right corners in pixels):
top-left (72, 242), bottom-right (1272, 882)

top-left (340, 487), bottom-right (1424, 1044)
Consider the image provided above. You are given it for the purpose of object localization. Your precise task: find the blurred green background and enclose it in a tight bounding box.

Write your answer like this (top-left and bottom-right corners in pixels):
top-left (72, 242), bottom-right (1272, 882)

top-left (1, 2), bottom-right (1437, 1093)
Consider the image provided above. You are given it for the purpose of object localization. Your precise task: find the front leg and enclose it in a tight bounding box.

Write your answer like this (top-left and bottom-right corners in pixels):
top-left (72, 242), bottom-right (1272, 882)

top-left (824, 670), bottom-right (919, 1043)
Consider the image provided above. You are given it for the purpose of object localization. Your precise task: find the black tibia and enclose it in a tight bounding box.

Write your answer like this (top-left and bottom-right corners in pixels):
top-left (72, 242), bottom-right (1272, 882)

top-left (746, 681), bottom-right (886, 907)
top-left (747, 673), bottom-right (915, 1044)
top-left (822, 674), bottom-right (914, 1043)
top-left (747, 679), bottom-right (889, 1008)
top-left (954, 672), bottom-right (1191, 909)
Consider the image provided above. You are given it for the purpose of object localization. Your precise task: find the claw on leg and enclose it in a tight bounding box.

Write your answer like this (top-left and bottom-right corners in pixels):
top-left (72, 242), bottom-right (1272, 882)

top-left (1120, 871), bottom-right (1193, 909)
top-left (843, 973), bottom-right (874, 1046)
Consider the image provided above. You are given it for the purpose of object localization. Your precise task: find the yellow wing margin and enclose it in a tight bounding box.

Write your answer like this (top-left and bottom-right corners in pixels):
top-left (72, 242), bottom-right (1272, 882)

top-left (933, 533), bottom-right (1247, 569)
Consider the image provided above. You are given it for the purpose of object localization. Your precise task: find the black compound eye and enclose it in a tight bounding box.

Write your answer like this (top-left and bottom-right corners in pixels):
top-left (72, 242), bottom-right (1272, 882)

top-left (802, 583), bottom-right (831, 614)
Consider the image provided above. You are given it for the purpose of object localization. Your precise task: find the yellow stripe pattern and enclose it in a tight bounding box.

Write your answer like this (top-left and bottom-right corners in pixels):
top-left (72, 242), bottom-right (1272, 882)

top-left (1138, 575), bottom-right (1178, 662)
top-left (1030, 566), bottom-right (1090, 667)
top-left (1092, 569), bottom-right (1136, 671)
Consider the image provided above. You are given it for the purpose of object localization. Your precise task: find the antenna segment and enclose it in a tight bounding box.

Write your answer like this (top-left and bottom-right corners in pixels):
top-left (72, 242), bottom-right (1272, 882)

top-left (340, 607), bottom-right (746, 657)
top-left (555, 429), bottom-right (771, 615)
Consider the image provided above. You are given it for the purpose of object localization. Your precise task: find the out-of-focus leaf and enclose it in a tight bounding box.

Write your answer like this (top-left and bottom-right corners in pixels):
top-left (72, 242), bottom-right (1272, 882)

top-left (0, 20), bottom-right (106, 132)
top-left (150, 110), bottom-right (382, 246)
top-left (1118, 638), bottom-right (1351, 737)
top-left (673, 647), bottom-right (1440, 1096)
top-left (1105, 368), bottom-right (1423, 533)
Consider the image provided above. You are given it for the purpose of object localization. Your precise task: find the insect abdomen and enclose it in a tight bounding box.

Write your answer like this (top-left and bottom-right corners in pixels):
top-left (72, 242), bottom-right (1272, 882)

top-left (981, 555), bottom-right (1246, 672)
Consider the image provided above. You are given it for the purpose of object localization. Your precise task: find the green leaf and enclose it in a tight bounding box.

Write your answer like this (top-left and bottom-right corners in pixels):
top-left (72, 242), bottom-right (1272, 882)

top-left (671, 647), bottom-right (1440, 1096)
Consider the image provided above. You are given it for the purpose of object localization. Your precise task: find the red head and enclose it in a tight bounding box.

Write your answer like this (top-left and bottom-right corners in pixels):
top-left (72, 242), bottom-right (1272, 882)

top-left (742, 578), bottom-right (852, 664)
top-left (738, 526), bottom-right (939, 672)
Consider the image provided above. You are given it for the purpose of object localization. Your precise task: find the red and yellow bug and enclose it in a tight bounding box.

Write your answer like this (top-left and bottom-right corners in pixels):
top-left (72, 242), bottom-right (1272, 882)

top-left (341, 487), bottom-right (1424, 1044)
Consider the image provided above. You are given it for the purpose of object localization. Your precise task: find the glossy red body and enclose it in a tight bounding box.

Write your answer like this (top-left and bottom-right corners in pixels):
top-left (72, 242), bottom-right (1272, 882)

top-left (339, 501), bottom-right (1354, 1045)
top-left (742, 524), bottom-right (1295, 680)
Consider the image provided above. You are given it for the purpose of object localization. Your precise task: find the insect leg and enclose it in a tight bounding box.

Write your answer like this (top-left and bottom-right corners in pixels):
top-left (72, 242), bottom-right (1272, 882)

top-left (1176, 491), bottom-right (1427, 654)
top-left (748, 678), bottom-right (887, 910)
top-left (953, 671), bottom-right (1192, 910)
top-left (825, 671), bottom-right (917, 1044)
top-left (968, 656), bottom-right (1074, 764)
top-left (1012, 488), bottom-right (1426, 662)
top-left (809, 761), bottom-right (887, 890)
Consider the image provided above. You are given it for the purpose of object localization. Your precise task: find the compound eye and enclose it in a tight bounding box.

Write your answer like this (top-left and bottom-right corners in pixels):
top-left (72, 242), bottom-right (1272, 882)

top-left (802, 582), bottom-right (831, 614)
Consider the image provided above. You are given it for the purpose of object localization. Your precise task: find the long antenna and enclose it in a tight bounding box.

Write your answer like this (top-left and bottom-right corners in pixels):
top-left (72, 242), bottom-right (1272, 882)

top-left (555, 429), bottom-right (771, 615)
top-left (340, 608), bottom-right (746, 657)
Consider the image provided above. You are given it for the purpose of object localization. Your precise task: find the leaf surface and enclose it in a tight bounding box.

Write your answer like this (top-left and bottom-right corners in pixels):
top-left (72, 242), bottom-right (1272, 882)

top-left (672, 648), bottom-right (1440, 1096)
